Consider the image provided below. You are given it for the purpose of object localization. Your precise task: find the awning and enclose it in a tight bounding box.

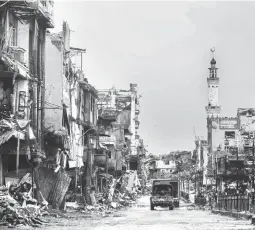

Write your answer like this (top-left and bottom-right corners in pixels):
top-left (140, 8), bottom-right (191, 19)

top-left (0, 129), bottom-right (16, 146)
top-left (15, 61), bottom-right (31, 80)
top-left (1, 55), bottom-right (31, 80)
top-left (0, 127), bottom-right (27, 147)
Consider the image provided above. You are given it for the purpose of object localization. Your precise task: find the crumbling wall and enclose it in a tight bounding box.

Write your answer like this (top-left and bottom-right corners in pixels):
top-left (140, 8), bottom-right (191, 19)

top-left (44, 35), bottom-right (63, 131)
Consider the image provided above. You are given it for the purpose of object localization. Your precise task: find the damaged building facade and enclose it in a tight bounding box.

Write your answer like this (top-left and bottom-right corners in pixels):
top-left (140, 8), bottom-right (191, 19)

top-left (97, 84), bottom-right (144, 174)
top-left (45, 21), bottom-right (99, 201)
top-left (0, 1), bottom-right (148, 214)
top-left (0, 0), bottom-right (54, 185)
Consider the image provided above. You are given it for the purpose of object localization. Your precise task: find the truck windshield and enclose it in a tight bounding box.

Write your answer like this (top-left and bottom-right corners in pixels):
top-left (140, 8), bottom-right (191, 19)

top-left (152, 185), bottom-right (172, 196)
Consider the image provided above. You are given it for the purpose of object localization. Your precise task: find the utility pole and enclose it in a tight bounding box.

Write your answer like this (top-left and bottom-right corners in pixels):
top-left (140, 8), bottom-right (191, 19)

top-left (195, 171), bottom-right (197, 195)
top-left (252, 136), bottom-right (255, 209)
top-left (85, 134), bottom-right (92, 204)
top-left (236, 141), bottom-right (239, 211)
top-left (215, 151), bottom-right (218, 195)
top-left (106, 150), bottom-right (109, 174)
top-left (81, 53), bottom-right (83, 71)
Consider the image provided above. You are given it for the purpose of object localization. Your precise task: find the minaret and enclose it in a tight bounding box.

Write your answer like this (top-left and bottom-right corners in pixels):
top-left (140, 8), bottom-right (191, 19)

top-left (205, 48), bottom-right (221, 153)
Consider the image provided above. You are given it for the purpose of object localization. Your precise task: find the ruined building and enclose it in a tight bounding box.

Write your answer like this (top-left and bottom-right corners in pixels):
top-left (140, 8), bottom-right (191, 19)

top-left (0, 0), bottom-right (54, 185)
top-left (97, 83), bottom-right (142, 173)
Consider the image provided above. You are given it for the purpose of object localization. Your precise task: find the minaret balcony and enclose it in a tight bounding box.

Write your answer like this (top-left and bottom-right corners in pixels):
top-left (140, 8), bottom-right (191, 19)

top-left (135, 120), bottom-right (140, 129)
top-left (205, 106), bottom-right (221, 118)
top-left (207, 78), bottom-right (219, 84)
top-left (135, 104), bottom-right (140, 115)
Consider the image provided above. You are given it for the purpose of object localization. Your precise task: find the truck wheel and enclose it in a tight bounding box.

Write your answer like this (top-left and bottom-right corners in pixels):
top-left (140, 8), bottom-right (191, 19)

top-left (169, 205), bottom-right (174, 210)
top-left (150, 203), bottom-right (154, 210)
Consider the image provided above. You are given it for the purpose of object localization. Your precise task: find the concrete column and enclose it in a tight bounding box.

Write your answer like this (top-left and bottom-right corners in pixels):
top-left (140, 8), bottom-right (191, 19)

top-left (130, 84), bottom-right (137, 156)
top-left (0, 153), bottom-right (3, 186)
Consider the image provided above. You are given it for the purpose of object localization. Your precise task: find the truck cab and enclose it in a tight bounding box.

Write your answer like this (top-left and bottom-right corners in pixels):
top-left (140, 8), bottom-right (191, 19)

top-left (150, 179), bottom-right (179, 210)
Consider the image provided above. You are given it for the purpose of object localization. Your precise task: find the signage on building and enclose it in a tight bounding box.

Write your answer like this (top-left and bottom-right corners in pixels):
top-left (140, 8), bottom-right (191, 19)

top-left (219, 117), bottom-right (238, 130)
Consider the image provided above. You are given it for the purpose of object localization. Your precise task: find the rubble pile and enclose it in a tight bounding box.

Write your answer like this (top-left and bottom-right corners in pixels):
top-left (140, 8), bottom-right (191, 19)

top-left (0, 185), bottom-right (48, 227)
top-left (93, 170), bottom-right (140, 210)
top-left (63, 171), bottom-right (142, 217)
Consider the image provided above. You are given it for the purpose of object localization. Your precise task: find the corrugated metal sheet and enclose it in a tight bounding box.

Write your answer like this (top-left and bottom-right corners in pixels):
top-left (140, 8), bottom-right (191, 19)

top-left (47, 169), bottom-right (71, 208)
top-left (36, 167), bottom-right (56, 201)
top-left (35, 167), bottom-right (71, 208)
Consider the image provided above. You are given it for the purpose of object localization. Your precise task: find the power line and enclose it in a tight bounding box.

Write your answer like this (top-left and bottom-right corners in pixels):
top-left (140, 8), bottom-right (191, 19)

top-left (22, 94), bottom-right (63, 110)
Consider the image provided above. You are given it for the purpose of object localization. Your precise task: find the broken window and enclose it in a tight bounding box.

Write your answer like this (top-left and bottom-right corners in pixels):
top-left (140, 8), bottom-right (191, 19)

top-left (18, 91), bottom-right (26, 111)
top-left (0, 79), bottom-right (13, 118)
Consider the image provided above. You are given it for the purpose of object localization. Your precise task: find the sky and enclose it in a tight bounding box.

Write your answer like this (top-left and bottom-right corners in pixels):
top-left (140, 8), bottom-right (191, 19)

top-left (51, 1), bottom-right (255, 155)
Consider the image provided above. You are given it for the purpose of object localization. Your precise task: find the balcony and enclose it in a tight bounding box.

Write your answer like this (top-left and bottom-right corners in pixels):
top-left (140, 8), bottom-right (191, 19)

top-left (135, 104), bottom-right (140, 115)
top-left (98, 108), bottom-right (118, 122)
top-left (135, 120), bottom-right (140, 129)
top-left (9, 0), bottom-right (54, 28)
top-left (228, 155), bottom-right (246, 162)
top-left (99, 135), bottom-right (116, 145)
top-left (37, 0), bottom-right (54, 27)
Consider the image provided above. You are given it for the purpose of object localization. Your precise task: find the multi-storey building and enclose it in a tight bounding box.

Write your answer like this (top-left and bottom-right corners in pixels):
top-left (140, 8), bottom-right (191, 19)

top-left (97, 83), bottom-right (141, 173)
top-left (44, 21), bottom-right (98, 189)
top-left (204, 51), bottom-right (251, 195)
top-left (0, 0), bottom-right (54, 185)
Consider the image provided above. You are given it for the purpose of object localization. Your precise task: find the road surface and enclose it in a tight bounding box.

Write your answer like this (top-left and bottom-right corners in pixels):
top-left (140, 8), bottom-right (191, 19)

top-left (42, 196), bottom-right (254, 230)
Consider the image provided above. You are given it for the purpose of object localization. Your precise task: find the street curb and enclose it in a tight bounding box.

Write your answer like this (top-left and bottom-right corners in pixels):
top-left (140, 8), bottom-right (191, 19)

top-left (211, 209), bottom-right (252, 220)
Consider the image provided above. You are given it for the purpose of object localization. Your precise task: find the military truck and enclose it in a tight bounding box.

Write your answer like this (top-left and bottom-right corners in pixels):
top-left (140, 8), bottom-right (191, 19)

top-left (150, 178), bottom-right (180, 210)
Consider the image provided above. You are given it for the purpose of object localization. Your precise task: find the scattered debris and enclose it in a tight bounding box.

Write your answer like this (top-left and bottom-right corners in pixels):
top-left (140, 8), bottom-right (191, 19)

top-left (65, 170), bottom-right (142, 216)
top-left (0, 185), bottom-right (48, 227)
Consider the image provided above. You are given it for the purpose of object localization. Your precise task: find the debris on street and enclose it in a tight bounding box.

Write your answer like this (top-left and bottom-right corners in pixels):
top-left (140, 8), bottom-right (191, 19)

top-left (62, 170), bottom-right (142, 217)
top-left (0, 185), bottom-right (48, 227)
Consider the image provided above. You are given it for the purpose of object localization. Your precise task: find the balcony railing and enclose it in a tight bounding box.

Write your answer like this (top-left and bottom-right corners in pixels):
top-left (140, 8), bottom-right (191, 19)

top-left (216, 195), bottom-right (249, 213)
top-left (29, 0), bottom-right (54, 28)
top-left (8, 1), bottom-right (54, 28)
top-left (98, 108), bottom-right (118, 122)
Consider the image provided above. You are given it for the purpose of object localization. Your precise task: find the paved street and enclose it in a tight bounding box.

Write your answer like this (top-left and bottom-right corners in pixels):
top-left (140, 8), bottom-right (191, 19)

top-left (40, 196), bottom-right (255, 230)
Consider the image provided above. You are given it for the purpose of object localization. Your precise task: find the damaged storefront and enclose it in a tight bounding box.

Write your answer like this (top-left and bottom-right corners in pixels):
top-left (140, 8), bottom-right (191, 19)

top-left (0, 53), bottom-right (51, 227)
top-left (0, 52), bottom-right (36, 185)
